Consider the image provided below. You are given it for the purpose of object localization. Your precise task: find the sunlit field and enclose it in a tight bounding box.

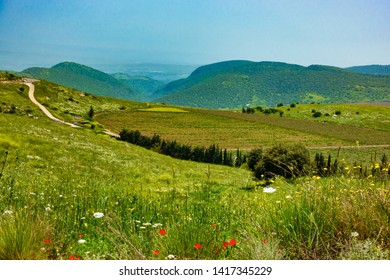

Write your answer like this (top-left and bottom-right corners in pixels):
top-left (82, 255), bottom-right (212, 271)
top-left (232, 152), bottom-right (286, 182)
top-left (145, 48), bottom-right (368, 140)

top-left (0, 79), bottom-right (389, 260)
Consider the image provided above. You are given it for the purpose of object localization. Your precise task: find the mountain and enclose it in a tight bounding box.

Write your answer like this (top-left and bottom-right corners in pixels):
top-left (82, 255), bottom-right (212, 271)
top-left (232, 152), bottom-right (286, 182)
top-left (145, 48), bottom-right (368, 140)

top-left (346, 65), bottom-right (390, 75)
top-left (111, 73), bottom-right (165, 99)
top-left (153, 61), bottom-right (390, 109)
top-left (21, 62), bottom-right (145, 101)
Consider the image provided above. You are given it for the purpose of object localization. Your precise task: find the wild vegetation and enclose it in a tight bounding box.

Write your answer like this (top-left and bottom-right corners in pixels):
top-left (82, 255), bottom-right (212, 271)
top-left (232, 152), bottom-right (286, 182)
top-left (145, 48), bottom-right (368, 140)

top-left (0, 74), bottom-right (389, 260)
top-left (154, 61), bottom-right (390, 108)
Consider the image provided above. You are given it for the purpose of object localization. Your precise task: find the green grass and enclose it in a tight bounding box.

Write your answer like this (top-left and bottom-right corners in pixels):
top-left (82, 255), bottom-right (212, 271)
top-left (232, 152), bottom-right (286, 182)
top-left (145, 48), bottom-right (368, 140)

top-left (278, 103), bottom-right (390, 131)
top-left (1, 78), bottom-right (389, 260)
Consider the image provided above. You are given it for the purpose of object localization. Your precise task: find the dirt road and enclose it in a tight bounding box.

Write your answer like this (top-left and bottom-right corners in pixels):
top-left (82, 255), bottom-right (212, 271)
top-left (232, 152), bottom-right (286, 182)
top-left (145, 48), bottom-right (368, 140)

top-left (24, 80), bottom-right (80, 128)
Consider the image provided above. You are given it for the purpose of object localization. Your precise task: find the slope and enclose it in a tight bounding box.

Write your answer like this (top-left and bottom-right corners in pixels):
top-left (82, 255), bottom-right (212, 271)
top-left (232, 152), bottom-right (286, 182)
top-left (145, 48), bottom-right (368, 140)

top-left (347, 65), bottom-right (390, 75)
top-left (21, 62), bottom-right (145, 101)
top-left (153, 61), bottom-right (390, 109)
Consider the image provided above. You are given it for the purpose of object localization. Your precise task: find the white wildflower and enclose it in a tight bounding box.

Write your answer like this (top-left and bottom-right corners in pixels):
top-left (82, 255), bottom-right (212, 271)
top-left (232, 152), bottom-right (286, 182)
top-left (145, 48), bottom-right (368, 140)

top-left (351, 231), bottom-right (359, 237)
top-left (263, 187), bottom-right (276, 193)
top-left (78, 239), bottom-right (86, 244)
top-left (152, 223), bottom-right (163, 228)
top-left (142, 222), bottom-right (152, 226)
top-left (285, 195), bottom-right (292, 199)
top-left (167, 254), bottom-right (176, 260)
top-left (3, 210), bottom-right (13, 216)
top-left (93, 212), bottom-right (104, 219)
top-left (139, 226), bottom-right (146, 229)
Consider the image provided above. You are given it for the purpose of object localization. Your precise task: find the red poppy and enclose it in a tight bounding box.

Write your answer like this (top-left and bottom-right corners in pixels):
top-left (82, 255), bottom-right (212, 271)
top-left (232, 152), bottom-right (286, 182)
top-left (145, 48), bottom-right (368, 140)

top-left (212, 223), bottom-right (217, 229)
top-left (76, 257), bottom-right (81, 260)
top-left (78, 233), bottom-right (83, 238)
top-left (44, 238), bottom-right (50, 244)
top-left (159, 229), bottom-right (167, 235)
top-left (277, 249), bottom-right (281, 254)
top-left (222, 241), bottom-right (229, 248)
top-left (153, 250), bottom-right (160, 255)
top-left (229, 239), bottom-right (237, 246)
top-left (262, 239), bottom-right (267, 244)
top-left (69, 255), bottom-right (75, 260)
top-left (194, 243), bottom-right (201, 250)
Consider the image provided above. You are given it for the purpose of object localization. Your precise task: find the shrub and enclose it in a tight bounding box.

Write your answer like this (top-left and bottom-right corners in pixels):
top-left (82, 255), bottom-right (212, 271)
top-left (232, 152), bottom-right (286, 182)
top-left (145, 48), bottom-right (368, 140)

top-left (247, 149), bottom-right (263, 171)
top-left (290, 103), bottom-right (296, 108)
top-left (335, 110), bottom-right (341, 115)
top-left (253, 144), bottom-right (310, 179)
top-left (312, 111), bottom-right (322, 118)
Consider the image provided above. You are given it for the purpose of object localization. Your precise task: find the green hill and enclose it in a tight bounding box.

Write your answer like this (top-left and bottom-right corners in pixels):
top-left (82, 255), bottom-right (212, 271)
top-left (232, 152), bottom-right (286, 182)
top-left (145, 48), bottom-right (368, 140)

top-left (346, 65), bottom-right (390, 75)
top-left (21, 62), bottom-right (145, 101)
top-left (111, 73), bottom-right (165, 99)
top-left (153, 61), bottom-right (390, 109)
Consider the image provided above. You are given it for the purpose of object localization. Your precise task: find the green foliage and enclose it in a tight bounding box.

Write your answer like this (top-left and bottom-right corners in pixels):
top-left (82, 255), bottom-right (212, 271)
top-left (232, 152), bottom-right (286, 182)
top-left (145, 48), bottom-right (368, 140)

top-left (153, 61), bottom-right (390, 109)
top-left (88, 106), bottom-right (94, 120)
top-left (21, 62), bottom-right (145, 101)
top-left (119, 129), bottom-right (246, 167)
top-left (312, 111), bottom-right (322, 118)
top-left (252, 144), bottom-right (311, 179)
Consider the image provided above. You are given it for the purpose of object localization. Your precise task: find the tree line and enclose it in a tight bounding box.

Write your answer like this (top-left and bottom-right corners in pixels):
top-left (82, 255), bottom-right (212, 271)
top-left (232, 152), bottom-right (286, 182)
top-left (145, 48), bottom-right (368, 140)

top-left (119, 129), bottom-right (246, 167)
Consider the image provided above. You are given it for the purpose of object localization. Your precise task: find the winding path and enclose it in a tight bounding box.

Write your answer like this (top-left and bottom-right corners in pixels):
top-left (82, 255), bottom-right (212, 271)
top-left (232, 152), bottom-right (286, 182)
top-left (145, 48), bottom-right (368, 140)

top-left (23, 79), bottom-right (119, 137)
top-left (24, 80), bottom-right (80, 128)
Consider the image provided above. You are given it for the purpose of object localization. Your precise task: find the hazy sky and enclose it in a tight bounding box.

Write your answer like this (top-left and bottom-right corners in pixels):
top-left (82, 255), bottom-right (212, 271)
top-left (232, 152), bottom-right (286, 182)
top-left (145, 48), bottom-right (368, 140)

top-left (0, 0), bottom-right (389, 71)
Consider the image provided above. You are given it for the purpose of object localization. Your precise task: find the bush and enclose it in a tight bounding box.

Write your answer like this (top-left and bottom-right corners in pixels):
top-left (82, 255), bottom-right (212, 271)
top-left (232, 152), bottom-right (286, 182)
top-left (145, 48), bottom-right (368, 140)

top-left (312, 111), bottom-right (322, 118)
top-left (247, 149), bottom-right (263, 171)
top-left (253, 144), bottom-right (310, 179)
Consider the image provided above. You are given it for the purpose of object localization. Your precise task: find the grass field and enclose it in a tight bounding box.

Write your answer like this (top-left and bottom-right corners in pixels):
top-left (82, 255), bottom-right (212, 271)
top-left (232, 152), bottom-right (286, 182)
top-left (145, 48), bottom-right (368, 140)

top-left (0, 78), bottom-right (389, 260)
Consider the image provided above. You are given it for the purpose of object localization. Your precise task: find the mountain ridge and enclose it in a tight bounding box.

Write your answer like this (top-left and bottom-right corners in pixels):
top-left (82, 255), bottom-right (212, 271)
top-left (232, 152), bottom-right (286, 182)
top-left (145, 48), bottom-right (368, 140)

top-left (153, 61), bottom-right (390, 108)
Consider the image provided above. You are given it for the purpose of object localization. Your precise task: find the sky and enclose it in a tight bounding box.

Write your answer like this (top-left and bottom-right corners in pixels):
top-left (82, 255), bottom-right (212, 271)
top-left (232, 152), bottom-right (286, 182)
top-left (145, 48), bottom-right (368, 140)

top-left (0, 0), bottom-right (389, 71)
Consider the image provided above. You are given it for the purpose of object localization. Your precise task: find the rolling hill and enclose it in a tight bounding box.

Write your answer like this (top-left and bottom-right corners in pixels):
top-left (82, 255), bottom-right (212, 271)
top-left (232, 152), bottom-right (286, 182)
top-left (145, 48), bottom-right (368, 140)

top-left (153, 61), bottom-right (390, 109)
top-left (346, 65), bottom-right (390, 75)
top-left (21, 62), bottom-right (146, 101)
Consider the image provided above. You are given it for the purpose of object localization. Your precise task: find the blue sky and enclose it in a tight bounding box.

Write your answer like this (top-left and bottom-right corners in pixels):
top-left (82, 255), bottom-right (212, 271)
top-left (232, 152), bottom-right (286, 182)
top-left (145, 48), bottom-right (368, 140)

top-left (0, 0), bottom-right (389, 71)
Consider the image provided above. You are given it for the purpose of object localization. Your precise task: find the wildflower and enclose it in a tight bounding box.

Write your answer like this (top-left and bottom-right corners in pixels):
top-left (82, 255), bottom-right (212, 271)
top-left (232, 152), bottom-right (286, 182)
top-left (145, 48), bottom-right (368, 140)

top-left (351, 231), bottom-right (359, 237)
top-left (229, 239), bottom-right (237, 246)
top-left (263, 187), bottom-right (276, 193)
top-left (194, 243), bottom-right (201, 250)
top-left (3, 210), bottom-right (12, 216)
top-left (222, 242), bottom-right (229, 248)
top-left (167, 254), bottom-right (176, 260)
top-left (44, 238), bottom-right (50, 244)
top-left (139, 226), bottom-right (146, 229)
top-left (93, 212), bottom-right (104, 219)
top-left (212, 223), bottom-right (217, 229)
top-left (78, 233), bottom-right (83, 238)
top-left (285, 195), bottom-right (292, 199)
top-left (159, 229), bottom-right (167, 235)
top-left (76, 257), bottom-right (81, 260)
top-left (152, 223), bottom-right (163, 228)
top-left (69, 255), bottom-right (75, 260)
top-left (277, 249), bottom-right (281, 254)
top-left (143, 222), bottom-right (151, 226)
top-left (262, 239), bottom-right (267, 245)
top-left (153, 250), bottom-right (160, 255)
top-left (78, 239), bottom-right (86, 244)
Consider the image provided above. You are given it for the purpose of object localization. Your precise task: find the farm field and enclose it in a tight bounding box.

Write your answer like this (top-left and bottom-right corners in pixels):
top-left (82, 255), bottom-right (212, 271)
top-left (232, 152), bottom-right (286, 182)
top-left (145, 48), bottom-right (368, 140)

top-left (0, 77), bottom-right (389, 260)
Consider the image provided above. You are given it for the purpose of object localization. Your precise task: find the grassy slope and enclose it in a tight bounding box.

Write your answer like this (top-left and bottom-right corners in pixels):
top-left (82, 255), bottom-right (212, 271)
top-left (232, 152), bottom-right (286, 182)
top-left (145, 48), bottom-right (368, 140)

top-left (1, 78), bottom-right (389, 260)
top-left (21, 62), bottom-right (144, 101)
top-left (154, 61), bottom-right (390, 109)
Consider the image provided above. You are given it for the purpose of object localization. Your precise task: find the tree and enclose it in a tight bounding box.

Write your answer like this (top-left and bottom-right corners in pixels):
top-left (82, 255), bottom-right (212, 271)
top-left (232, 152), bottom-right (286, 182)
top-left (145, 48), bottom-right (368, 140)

top-left (88, 106), bottom-right (95, 120)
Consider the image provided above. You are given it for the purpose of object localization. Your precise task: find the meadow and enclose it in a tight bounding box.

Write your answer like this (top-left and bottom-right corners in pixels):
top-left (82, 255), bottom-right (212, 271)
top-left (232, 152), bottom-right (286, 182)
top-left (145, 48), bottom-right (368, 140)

top-left (0, 78), bottom-right (389, 260)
